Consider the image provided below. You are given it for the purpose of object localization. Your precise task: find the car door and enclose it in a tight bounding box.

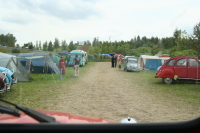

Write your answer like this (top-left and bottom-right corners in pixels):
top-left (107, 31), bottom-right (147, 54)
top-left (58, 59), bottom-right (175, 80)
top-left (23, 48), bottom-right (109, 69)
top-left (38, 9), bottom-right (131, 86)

top-left (123, 58), bottom-right (127, 70)
top-left (187, 58), bottom-right (200, 79)
top-left (174, 58), bottom-right (187, 78)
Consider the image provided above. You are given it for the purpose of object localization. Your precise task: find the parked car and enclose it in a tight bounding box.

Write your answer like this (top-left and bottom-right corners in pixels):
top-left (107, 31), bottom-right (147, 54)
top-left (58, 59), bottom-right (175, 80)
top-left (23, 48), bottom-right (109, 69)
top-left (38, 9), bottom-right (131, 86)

top-left (124, 56), bottom-right (140, 72)
top-left (155, 56), bottom-right (200, 84)
top-left (0, 72), bottom-right (7, 93)
top-left (0, 67), bottom-right (17, 93)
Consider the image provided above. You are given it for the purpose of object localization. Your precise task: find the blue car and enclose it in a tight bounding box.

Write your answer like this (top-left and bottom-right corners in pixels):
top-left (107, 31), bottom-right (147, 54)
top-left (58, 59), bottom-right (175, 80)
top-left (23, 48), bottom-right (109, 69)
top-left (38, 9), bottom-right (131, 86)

top-left (0, 67), bottom-right (17, 93)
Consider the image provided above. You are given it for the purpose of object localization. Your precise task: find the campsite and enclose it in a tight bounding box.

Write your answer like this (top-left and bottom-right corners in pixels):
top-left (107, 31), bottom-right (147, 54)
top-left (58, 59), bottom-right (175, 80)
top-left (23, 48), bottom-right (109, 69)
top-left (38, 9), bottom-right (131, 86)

top-left (0, 61), bottom-right (199, 123)
top-left (0, 39), bottom-right (199, 123)
top-left (1, 2), bottom-right (200, 131)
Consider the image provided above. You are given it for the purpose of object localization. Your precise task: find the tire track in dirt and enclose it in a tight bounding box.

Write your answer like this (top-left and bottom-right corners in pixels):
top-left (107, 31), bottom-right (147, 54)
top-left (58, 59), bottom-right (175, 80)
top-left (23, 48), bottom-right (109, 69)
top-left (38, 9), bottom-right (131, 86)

top-left (46, 62), bottom-right (200, 122)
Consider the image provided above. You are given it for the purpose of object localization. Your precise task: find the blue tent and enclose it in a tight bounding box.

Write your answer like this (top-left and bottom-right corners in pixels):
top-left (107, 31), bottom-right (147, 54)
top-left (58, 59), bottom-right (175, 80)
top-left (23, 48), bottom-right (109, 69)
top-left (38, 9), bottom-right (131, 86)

top-left (145, 59), bottom-right (162, 71)
top-left (16, 52), bottom-right (60, 74)
top-left (139, 55), bottom-right (170, 71)
top-left (59, 51), bottom-right (69, 56)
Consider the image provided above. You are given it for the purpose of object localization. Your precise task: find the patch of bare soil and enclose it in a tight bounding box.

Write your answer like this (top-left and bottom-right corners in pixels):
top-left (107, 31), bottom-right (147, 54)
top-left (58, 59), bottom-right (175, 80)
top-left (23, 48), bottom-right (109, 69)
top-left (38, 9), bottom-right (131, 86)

top-left (47, 62), bottom-right (200, 122)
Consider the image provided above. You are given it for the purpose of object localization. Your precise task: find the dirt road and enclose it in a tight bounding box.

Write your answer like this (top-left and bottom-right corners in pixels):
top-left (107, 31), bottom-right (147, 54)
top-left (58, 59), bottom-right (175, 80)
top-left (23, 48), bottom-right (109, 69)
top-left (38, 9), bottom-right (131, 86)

top-left (47, 62), bottom-right (200, 122)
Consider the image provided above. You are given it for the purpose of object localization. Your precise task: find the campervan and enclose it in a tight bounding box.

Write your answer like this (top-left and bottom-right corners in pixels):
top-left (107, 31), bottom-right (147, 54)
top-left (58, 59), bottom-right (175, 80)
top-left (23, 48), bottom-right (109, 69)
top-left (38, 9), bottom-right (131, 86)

top-left (67, 50), bottom-right (88, 67)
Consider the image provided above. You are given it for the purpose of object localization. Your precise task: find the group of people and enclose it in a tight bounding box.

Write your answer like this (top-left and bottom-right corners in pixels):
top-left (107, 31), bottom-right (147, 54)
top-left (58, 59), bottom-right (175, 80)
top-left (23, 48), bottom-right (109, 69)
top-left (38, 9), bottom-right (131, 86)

top-left (58, 53), bottom-right (123, 80)
top-left (58, 54), bottom-right (80, 80)
top-left (110, 54), bottom-right (123, 70)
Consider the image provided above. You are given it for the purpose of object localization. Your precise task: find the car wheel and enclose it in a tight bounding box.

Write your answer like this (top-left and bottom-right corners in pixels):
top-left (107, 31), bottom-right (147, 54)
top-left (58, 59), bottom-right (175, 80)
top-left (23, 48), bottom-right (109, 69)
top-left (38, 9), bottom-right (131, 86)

top-left (6, 83), bottom-right (11, 91)
top-left (162, 78), bottom-right (174, 84)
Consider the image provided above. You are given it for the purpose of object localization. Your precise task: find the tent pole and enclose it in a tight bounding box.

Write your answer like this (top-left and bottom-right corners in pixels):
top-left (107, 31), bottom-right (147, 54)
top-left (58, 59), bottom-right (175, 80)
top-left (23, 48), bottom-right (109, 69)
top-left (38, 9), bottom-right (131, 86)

top-left (29, 59), bottom-right (32, 73)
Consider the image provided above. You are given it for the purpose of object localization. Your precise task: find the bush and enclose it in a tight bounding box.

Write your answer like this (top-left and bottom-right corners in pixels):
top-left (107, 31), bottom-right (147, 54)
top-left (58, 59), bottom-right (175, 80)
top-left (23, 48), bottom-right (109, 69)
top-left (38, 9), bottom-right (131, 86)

top-left (11, 49), bottom-right (20, 53)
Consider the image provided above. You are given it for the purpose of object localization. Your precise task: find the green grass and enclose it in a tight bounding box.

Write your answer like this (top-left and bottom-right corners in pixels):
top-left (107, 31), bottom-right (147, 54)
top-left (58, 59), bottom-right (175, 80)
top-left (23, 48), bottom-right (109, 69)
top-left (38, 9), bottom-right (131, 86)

top-left (0, 63), bottom-right (92, 108)
top-left (126, 70), bottom-right (200, 105)
top-left (0, 62), bottom-right (199, 109)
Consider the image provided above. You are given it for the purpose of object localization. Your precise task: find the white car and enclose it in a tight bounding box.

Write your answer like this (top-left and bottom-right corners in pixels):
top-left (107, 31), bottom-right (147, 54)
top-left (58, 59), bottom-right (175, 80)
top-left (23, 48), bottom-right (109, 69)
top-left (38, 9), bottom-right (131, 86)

top-left (124, 57), bottom-right (140, 72)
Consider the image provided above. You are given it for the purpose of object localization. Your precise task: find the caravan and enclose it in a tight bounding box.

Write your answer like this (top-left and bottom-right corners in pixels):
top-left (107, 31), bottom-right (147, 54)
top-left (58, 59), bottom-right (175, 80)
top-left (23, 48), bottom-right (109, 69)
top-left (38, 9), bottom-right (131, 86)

top-left (67, 50), bottom-right (88, 67)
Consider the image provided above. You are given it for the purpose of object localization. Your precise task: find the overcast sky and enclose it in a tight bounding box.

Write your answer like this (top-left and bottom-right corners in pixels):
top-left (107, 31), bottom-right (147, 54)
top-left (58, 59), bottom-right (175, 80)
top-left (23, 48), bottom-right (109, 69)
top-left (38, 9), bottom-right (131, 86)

top-left (0, 0), bottom-right (200, 46)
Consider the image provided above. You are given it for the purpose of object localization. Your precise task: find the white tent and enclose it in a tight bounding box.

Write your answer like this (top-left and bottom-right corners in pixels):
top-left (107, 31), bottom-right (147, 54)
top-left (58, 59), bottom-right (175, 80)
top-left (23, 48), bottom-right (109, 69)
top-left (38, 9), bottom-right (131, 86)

top-left (139, 55), bottom-right (170, 70)
top-left (0, 52), bottom-right (32, 81)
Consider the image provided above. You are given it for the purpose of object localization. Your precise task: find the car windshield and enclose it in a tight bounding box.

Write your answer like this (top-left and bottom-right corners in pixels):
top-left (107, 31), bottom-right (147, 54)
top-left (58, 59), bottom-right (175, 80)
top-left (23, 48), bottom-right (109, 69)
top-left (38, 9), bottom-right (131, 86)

top-left (128, 60), bottom-right (137, 63)
top-left (0, 0), bottom-right (200, 131)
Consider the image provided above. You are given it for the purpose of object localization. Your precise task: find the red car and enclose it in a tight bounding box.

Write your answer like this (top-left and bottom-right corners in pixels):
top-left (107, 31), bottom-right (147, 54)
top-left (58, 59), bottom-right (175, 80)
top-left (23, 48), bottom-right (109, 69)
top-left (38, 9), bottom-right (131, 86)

top-left (0, 99), bottom-right (200, 133)
top-left (0, 72), bottom-right (7, 93)
top-left (0, 110), bottom-right (117, 124)
top-left (155, 56), bottom-right (200, 84)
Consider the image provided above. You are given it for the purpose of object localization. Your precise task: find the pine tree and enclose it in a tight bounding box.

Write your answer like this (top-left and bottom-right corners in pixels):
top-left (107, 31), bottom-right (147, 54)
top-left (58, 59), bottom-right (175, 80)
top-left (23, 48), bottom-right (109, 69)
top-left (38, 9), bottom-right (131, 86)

top-left (48, 41), bottom-right (54, 51)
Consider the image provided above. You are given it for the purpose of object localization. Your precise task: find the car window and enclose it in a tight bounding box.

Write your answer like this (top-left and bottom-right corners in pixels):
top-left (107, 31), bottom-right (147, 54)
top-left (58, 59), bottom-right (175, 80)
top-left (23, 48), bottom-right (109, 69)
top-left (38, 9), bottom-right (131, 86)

top-left (188, 59), bottom-right (200, 66)
top-left (175, 59), bottom-right (187, 66)
top-left (166, 59), bottom-right (175, 66)
top-left (128, 60), bottom-right (136, 63)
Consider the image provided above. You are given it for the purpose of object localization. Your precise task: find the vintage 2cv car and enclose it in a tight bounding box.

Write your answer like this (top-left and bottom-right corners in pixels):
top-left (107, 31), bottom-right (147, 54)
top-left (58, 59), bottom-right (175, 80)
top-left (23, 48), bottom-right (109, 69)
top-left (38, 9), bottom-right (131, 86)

top-left (124, 56), bottom-right (140, 72)
top-left (155, 56), bottom-right (200, 84)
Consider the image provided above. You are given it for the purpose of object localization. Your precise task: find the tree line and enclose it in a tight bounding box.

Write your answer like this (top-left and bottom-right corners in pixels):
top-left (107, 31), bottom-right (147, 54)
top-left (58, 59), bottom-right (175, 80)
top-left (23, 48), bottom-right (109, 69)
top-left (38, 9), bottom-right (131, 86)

top-left (90, 21), bottom-right (200, 58)
top-left (0, 21), bottom-right (200, 58)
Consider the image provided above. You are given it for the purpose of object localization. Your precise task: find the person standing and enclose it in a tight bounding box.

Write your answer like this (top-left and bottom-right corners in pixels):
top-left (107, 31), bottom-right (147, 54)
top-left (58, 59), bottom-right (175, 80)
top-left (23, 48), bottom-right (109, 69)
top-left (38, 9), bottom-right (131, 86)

top-left (74, 54), bottom-right (80, 77)
top-left (111, 55), bottom-right (115, 68)
top-left (58, 56), bottom-right (66, 80)
top-left (118, 59), bottom-right (122, 70)
top-left (114, 55), bottom-right (117, 68)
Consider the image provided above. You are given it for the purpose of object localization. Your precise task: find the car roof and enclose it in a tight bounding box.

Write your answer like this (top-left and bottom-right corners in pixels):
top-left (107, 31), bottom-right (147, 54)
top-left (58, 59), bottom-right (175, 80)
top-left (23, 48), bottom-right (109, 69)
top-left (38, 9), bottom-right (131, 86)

top-left (170, 56), bottom-right (198, 59)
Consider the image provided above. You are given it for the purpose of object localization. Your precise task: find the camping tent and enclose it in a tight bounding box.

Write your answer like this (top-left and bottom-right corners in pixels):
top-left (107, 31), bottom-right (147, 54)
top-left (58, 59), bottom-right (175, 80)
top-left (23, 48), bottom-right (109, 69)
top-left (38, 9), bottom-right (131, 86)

top-left (0, 52), bottom-right (32, 81)
top-left (139, 55), bottom-right (170, 71)
top-left (59, 51), bottom-right (69, 56)
top-left (15, 52), bottom-right (60, 74)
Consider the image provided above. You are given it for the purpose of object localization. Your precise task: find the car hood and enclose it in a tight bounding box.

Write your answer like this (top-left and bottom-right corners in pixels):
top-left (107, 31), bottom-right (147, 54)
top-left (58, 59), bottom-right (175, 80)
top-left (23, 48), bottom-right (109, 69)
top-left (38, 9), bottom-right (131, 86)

top-left (0, 110), bottom-right (116, 123)
top-left (127, 63), bottom-right (138, 67)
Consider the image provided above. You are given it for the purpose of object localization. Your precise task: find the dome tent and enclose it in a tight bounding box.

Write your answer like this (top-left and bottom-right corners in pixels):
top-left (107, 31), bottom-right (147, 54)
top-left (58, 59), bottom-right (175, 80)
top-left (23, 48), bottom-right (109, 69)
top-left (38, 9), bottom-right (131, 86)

top-left (0, 52), bottom-right (32, 81)
top-left (15, 52), bottom-right (60, 74)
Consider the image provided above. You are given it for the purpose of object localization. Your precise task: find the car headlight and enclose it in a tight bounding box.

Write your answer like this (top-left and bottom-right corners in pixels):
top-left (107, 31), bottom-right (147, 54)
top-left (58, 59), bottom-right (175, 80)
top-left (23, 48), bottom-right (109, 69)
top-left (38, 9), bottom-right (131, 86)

top-left (156, 66), bottom-right (161, 72)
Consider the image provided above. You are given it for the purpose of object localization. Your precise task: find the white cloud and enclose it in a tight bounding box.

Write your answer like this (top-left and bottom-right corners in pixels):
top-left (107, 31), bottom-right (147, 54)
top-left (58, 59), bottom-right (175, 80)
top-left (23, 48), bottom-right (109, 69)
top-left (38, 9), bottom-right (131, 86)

top-left (0, 0), bottom-right (200, 45)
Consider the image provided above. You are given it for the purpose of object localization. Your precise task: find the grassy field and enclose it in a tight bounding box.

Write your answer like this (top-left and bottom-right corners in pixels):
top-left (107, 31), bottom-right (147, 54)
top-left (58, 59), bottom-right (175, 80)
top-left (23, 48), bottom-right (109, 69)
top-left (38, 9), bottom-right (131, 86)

top-left (0, 62), bottom-right (199, 109)
top-left (127, 70), bottom-right (200, 105)
top-left (0, 63), bottom-right (90, 108)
